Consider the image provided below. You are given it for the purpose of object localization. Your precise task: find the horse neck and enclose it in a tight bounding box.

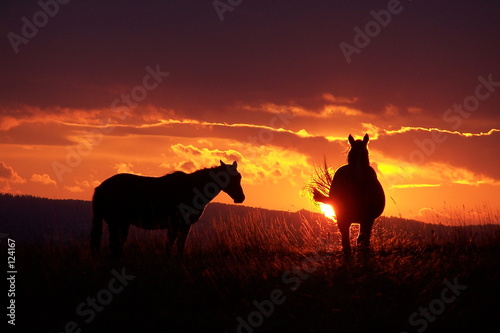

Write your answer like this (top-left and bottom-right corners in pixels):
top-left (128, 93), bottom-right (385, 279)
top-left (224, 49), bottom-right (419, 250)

top-left (347, 151), bottom-right (370, 181)
top-left (189, 167), bottom-right (222, 201)
top-left (347, 153), bottom-right (370, 168)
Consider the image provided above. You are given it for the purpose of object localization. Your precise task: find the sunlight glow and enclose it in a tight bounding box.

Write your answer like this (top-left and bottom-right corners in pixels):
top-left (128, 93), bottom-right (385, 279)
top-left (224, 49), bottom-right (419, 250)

top-left (319, 203), bottom-right (336, 220)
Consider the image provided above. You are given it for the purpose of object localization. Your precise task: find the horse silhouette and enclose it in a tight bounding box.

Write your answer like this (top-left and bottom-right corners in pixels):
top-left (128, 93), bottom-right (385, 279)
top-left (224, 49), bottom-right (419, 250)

top-left (315, 134), bottom-right (385, 255)
top-left (90, 160), bottom-right (245, 258)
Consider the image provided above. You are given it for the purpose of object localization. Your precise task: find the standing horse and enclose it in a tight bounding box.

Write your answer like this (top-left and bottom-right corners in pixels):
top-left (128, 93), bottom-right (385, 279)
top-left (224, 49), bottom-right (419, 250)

top-left (90, 160), bottom-right (245, 258)
top-left (315, 134), bottom-right (385, 255)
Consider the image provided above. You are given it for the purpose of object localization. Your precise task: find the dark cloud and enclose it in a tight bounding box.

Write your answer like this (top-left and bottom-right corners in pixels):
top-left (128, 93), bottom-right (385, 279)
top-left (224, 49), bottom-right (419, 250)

top-left (0, 0), bottom-right (498, 122)
top-left (0, 122), bottom-right (74, 146)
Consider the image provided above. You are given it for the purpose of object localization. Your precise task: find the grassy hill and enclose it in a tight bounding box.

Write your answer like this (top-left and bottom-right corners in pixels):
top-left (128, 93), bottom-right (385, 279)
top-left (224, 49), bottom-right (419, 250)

top-left (1, 193), bottom-right (500, 332)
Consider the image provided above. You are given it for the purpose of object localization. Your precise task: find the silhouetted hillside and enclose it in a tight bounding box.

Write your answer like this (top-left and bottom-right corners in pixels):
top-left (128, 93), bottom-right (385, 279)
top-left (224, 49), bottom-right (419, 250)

top-left (0, 193), bottom-right (90, 242)
top-left (2, 193), bottom-right (499, 249)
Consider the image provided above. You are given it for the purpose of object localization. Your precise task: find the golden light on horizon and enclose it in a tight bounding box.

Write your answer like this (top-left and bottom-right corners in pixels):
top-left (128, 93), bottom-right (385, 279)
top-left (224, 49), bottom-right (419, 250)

top-left (319, 203), bottom-right (336, 221)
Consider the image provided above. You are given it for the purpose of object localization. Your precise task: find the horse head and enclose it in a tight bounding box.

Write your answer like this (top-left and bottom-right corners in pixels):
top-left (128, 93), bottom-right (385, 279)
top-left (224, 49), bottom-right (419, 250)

top-left (347, 134), bottom-right (370, 167)
top-left (218, 160), bottom-right (245, 204)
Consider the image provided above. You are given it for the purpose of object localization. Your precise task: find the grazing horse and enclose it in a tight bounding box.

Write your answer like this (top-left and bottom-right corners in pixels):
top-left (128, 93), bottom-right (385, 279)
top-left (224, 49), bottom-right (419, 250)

top-left (315, 134), bottom-right (385, 255)
top-left (90, 161), bottom-right (245, 258)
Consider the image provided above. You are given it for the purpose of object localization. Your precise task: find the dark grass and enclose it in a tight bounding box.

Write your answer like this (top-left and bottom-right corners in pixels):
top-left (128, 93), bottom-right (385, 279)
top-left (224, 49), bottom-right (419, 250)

top-left (9, 211), bottom-right (500, 333)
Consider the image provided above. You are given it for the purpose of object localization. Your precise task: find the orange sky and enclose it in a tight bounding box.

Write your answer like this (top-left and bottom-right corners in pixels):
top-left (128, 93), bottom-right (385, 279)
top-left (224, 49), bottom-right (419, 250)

top-left (1, 1), bottom-right (499, 224)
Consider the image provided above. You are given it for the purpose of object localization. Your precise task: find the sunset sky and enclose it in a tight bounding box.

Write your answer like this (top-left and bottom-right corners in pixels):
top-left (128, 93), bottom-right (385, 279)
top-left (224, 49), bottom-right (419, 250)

top-left (1, 0), bottom-right (499, 223)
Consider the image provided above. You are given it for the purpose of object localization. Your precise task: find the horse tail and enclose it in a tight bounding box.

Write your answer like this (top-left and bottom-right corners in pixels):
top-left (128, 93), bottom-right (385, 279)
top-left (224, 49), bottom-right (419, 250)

top-left (90, 189), bottom-right (103, 255)
top-left (313, 189), bottom-right (334, 205)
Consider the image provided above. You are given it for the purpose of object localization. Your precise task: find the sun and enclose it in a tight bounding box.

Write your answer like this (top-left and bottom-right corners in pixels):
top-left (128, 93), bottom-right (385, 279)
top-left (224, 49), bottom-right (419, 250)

top-left (319, 203), bottom-right (336, 220)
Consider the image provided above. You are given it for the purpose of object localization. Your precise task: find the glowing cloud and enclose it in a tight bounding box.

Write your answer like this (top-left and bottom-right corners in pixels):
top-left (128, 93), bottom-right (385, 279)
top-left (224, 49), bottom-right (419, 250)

top-left (63, 179), bottom-right (100, 194)
top-left (30, 174), bottom-right (57, 186)
top-left (114, 163), bottom-right (142, 175)
top-left (376, 156), bottom-right (497, 189)
top-left (383, 127), bottom-right (500, 138)
top-left (165, 142), bottom-right (311, 186)
top-left (0, 162), bottom-right (25, 183)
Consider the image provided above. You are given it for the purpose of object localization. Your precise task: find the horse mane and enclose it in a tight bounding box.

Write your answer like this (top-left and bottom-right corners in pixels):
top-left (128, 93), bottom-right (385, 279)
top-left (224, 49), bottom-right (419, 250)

top-left (190, 165), bottom-right (221, 175)
top-left (161, 165), bottom-right (222, 182)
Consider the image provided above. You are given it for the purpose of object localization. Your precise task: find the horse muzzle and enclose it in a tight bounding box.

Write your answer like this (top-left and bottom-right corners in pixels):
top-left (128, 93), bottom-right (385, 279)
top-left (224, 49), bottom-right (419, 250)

top-left (233, 195), bottom-right (245, 204)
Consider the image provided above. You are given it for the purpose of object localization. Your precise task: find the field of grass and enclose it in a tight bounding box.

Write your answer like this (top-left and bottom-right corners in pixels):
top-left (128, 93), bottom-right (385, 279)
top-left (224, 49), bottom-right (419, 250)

top-left (6, 201), bottom-right (500, 333)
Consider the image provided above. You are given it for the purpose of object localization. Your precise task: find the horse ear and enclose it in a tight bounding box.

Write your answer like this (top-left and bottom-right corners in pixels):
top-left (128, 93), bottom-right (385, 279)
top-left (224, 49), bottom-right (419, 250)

top-left (348, 134), bottom-right (355, 145)
top-left (363, 134), bottom-right (369, 144)
top-left (220, 160), bottom-right (226, 167)
top-left (232, 161), bottom-right (238, 168)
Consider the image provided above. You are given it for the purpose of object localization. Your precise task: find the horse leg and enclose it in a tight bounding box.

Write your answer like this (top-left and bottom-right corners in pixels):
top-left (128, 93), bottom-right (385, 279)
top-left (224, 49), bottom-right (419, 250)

top-left (337, 220), bottom-right (351, 256)
top-left (165, 223), bottom-right (178, 257)
top-left (108, 222), bottom-right (121, 258)
top-left (357, 219), bottom-right (374, 250)
top-left (175, 225), bottom-right (191, 257)
top-left (109, 221), bottom-right (129, 259)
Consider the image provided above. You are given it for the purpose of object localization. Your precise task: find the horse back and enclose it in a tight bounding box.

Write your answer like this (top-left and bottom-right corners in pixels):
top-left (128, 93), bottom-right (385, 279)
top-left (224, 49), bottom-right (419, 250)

top-left (93, 173), bottom-right (190, 228)
top-left (329, 165), bottom-right (385, 219)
